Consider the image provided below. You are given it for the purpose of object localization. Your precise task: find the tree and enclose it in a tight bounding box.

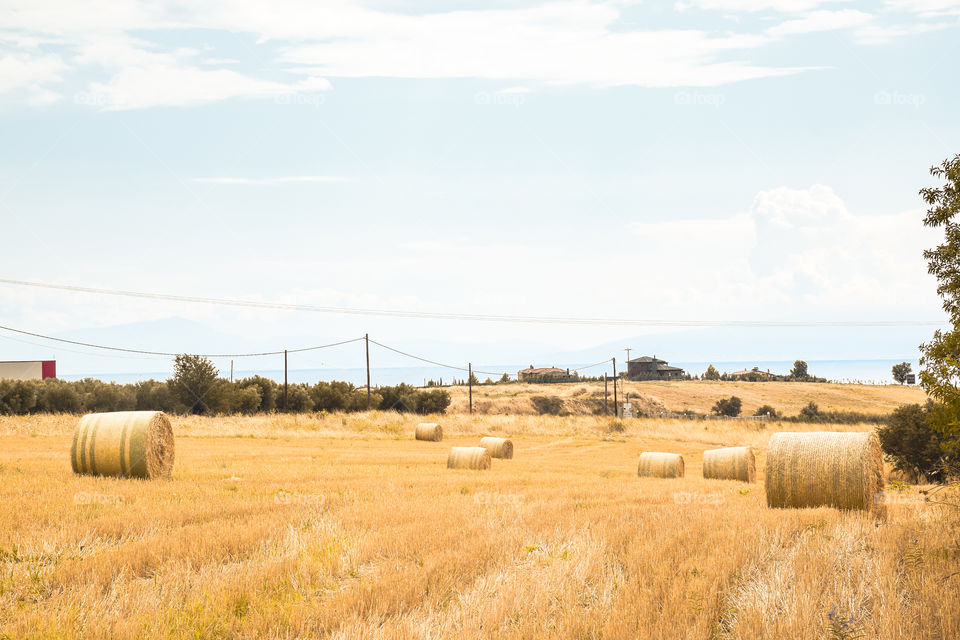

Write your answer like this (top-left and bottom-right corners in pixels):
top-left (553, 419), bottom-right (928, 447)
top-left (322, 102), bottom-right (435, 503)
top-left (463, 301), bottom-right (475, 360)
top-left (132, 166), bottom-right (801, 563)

top-left (892, 362), bottom-right (912, 385)
top-left (499, 373), bottom-right (511, 384)
top-left (877, 403), bottom-right (948, 481)
top-left (702, 364), bottom-right (720, 381)
top-left (790, 360), bottom-right (809, 380)
top-left (171, 354), bottom-right (220, 414)
top-left (712, 396), bottom-right (742, 417)
top-left (919, 154), bottom-right (960, 455)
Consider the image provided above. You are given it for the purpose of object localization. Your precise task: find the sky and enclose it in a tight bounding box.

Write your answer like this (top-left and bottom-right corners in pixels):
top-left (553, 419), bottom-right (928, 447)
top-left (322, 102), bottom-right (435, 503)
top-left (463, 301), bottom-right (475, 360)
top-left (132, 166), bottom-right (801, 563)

top-left (0, 0), bottom-right (958, 375)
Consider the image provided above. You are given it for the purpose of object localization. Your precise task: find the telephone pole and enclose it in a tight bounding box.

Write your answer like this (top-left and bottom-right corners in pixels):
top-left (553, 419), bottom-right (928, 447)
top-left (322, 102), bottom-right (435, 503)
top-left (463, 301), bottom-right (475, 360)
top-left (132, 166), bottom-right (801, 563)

top-left (283, 349), bottom-right (288, 412)
top-left (604, 372), bottom-right (608, 415)
top-left (468, 362), bottom-right (473, 414)
top-left (625, 348), bottom-right (632, 364)
top-left (365, 333), bottom-right (371, 410)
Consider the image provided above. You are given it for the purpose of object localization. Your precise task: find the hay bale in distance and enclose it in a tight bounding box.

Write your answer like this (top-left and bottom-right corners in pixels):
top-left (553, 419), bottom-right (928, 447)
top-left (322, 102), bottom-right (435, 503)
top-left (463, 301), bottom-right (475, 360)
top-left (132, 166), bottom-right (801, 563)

top-left (415, 422), bottom-right (443, 442)
top-left (703, 446), bottom-right (756, 483)
top-left (447, 446), bottom-right (491, 470)
top-left (71, 411), bottom-right (175, 479)
top-left (479, 436), bottom-right (514, 459)
top-left (637, 452), bottom-right (684, 478)
top-left (765, 431), bottom-right (884, 512)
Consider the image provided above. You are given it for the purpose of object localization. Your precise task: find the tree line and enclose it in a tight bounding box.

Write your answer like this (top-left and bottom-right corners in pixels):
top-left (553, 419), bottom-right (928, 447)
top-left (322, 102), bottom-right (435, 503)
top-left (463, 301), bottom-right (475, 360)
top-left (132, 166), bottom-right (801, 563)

top-left (0, 354), bottom-right (450, 416)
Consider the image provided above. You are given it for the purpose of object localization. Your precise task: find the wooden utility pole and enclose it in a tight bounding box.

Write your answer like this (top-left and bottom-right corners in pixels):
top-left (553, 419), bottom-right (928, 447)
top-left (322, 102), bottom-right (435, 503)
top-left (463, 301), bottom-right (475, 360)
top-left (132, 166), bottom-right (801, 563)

top-left (365, 333), bottom-right (371, 410)
top-left (468, 363), bottom-right (473, 414)
top-left (283, 349), bottom-right (288, 412)
top-left (612, 357), bottom-right (618, 418)
top-left (230, 360), bottom-right (234, 383)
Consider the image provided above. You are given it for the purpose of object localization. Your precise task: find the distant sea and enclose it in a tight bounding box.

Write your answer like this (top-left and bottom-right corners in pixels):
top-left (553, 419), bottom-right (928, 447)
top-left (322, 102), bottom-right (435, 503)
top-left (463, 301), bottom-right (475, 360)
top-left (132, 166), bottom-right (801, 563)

top-left (62, 359), bottom-right (919, 386)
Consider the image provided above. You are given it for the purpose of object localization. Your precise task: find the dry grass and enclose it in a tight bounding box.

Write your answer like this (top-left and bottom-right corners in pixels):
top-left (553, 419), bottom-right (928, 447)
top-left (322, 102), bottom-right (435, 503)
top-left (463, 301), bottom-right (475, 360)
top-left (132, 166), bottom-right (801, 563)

top-left (1, 412), bottom-right (957, 639)
top-left (449, 379), bottom-right (927, 416)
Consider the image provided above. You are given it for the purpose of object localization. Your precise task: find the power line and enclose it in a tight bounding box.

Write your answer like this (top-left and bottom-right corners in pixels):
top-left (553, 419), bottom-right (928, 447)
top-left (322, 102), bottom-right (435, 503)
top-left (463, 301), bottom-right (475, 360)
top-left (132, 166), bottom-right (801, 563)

top-left (368, 339), bottom-right (509, 377)
top-left (0, 323), bottom-right (364, 358)
top-left (571, 357), bottom-right (613, 373)
top-left (0, 278), bottom-right (948, 327)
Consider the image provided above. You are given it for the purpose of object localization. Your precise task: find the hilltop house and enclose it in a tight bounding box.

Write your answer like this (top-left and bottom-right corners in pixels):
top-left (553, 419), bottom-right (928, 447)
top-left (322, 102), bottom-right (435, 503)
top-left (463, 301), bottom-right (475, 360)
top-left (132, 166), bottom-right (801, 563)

top-left (728, 366), bottom-right (774, 381)
top-left (626, 356), bottom-right (684, 380)
top-left (518, 365), bottom-right (571, 382)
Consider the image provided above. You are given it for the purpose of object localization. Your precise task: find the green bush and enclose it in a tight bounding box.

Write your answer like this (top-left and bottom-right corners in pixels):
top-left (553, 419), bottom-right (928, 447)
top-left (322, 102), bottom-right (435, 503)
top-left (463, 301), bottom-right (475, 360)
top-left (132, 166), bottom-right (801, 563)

top-left (37, 379), bottom-right (82, 413)
top-left (877, 402), bottom-right (949, 482)
top-left (754, 404), bottom-right (779, 419)
top-left (712, 396), bottom-right (742, 417)
top-left (0, 380), bottom-right (38, 415)
top-left (799, 401), bottom-right (820, 420)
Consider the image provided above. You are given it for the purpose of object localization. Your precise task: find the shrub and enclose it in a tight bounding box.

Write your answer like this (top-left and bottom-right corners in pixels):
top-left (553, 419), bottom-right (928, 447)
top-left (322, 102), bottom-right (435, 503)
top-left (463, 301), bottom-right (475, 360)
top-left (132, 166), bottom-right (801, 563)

top-left (238, 376), bottom-right (278, 412)
top-left (799, 402), bottom-right (820, 421)
top-left (37, 379), bottom-right (82, 413)
top-left (531, 395), bottom-right (564, 415)
top-left (877, 402), bottom-right (949, 482)
top-left (754, 404), bottom-right (779, 419)
top-left (0, 380), bottom-right (38, 415)
top-left (414, 389), bottom-right (451, 414)
top-left (712, 396), bottom-right (742, 417)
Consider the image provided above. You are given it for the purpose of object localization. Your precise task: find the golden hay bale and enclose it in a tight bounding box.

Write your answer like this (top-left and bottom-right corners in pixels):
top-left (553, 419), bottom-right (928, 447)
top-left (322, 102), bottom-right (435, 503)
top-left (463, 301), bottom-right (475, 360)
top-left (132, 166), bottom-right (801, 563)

top-left (71, 411), bottom-right (175, 479)
top-left (479, 436), bottom-right (514, 459)
top-left (765, 431), bottom-right (885, 512)
top-left (637, 452), bottom-right (684, 478)
top-left (415, 422), bottom-right (443, 442)
top-left (703, 446), bottom-right (756, 483)
top-left (447, 446), bottom-right (491, 470)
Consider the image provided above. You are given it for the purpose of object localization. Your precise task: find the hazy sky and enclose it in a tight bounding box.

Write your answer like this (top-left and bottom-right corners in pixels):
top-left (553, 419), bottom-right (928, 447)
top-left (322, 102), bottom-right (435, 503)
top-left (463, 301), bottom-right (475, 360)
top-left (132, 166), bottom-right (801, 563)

top-left (1, 0), bottom-right (958, 367)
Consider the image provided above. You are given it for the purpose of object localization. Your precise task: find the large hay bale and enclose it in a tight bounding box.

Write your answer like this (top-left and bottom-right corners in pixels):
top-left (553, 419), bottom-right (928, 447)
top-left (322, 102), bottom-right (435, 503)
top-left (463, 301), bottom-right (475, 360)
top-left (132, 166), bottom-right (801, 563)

top-left (637, 452), bottom-right (684, 478)
top-left (765, 431), bottom-right (884, 512)
top-left (415, 422), bottom-right (443, 442)
top-left (703, 446), bottom-right (756, 483)
top-left (447, 446), bottom-right (491, 470)
top-left (71, 411), bottom-right (175, 479)
top-left (479, 436), bottom-right (513, 459)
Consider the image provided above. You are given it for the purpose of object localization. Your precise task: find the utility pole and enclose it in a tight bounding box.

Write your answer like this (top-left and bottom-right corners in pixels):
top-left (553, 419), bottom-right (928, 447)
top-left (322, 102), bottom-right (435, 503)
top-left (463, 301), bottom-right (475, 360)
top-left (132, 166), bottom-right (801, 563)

top-left (365, 333), bottom-right (371, 410)
top-left (612, 357), bottom-right (618, 418)
top-left (625, 348), bottom-right (632, 364)
top-left (468, 362), bottom-right (473, 414)
top-left (283, 349), bottom-right (288, 412)
top-left (230, 360), bottom-right (234, 383)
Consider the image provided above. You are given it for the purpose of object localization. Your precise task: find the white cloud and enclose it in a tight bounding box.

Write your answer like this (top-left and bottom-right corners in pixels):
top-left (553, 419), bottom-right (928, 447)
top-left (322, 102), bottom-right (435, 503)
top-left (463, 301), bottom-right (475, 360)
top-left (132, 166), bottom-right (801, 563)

top-left (854, 21), bottom-right (951, 43)
top-left (766, 9), bottom-right (874, 35)
top-left (0, 53), bottom-right (64, 94)
top-left (676, 0), bottom-right (846, 12)
top-left (884, 0), bottom-right (960, 17)
top-left (627, 185), bottom-right (939, 315)
top-left (194, 176), bottom-right (347, 185)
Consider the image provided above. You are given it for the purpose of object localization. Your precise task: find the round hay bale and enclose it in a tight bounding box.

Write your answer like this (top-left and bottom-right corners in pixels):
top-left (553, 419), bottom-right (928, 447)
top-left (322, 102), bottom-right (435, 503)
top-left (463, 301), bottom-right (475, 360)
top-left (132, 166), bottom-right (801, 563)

top-left (479, 436), bottom-right (513, 459)
top-left (765, 431), bottom-right (884, 512)
top-left (637, 452), bottom-right (684, 478)
top-left (447, 446), bottom-right (491, 470)
top-left (415, 422), bottom-right (443, 442)
top-left (703, 446), bottom-right (756, 483)
top-left (71, 411), bottom-right (175, 479)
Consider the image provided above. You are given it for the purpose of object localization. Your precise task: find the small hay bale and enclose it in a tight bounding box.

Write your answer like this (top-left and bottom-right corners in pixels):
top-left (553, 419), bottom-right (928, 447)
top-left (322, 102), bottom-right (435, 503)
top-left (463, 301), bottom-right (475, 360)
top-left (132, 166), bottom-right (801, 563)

top-left (765, 431), bottom-right (884, 512)
top-left (71, 411), bottom-right (175, 479)
top-left (447, 446), bottom-right (491, 470)
top-left (415, 422), bottom-right (443, 442)
top-left (637, 452), bottom-right (684, 478)
top-left (479, 436), bottom-right (513, 459)
top-left (703, 446), bottom-right (756, 483)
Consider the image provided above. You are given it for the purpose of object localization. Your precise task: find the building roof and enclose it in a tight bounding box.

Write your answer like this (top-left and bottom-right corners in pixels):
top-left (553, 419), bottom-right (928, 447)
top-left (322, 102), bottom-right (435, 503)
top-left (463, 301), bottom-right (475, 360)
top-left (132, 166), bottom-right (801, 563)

top-left (519, 366), bottom-right (567, 375)
top-left (628, 356), bottom-right (667, 364)
top-left (729, 367), bottom-right (769, 376)
top-left (657, 364), bottom-right (684, 372)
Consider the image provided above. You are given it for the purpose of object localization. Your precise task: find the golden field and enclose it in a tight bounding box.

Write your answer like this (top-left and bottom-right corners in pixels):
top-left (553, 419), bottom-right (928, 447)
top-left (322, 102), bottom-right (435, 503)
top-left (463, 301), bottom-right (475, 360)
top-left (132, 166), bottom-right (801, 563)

top-left (1, 405), bottom-right (957, 639)
top-left (445, 379), bottom-right (927, 416)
